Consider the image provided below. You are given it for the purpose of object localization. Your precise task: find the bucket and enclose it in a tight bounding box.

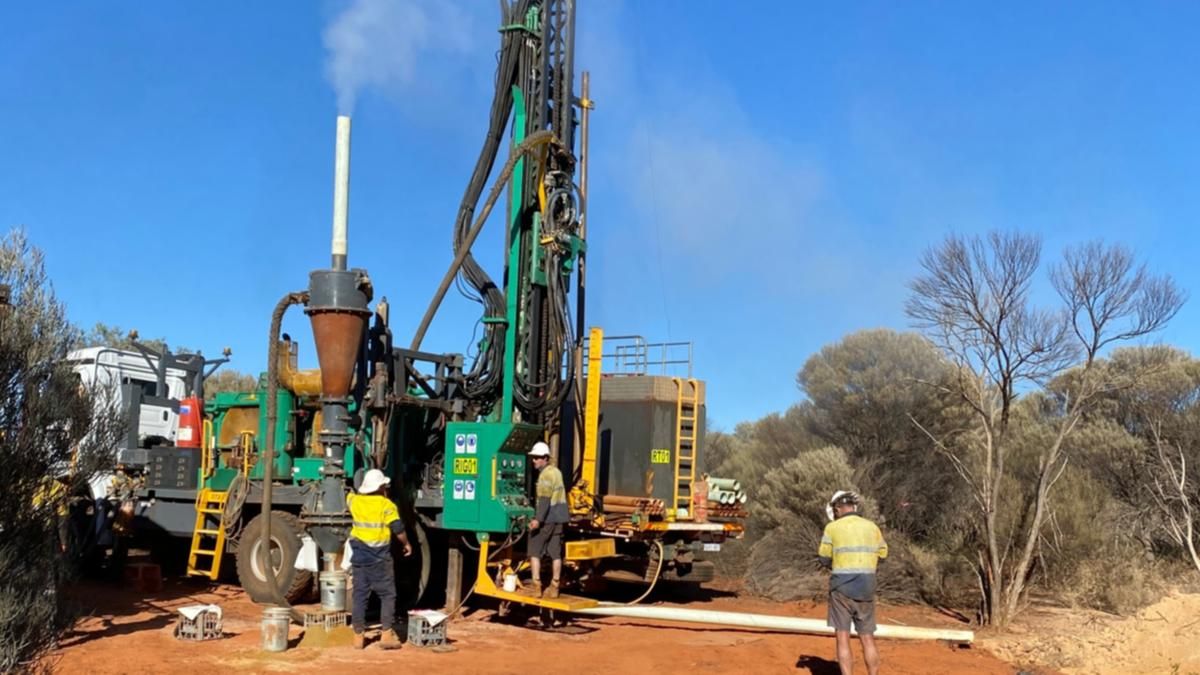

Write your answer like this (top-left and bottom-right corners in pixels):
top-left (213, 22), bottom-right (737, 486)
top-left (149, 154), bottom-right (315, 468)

top-left (261, 606), bottom-right (291, 652)
top-left (502, 573), bottom-right (518, 593)
top-left (319, 570), bottom-right (347, 611)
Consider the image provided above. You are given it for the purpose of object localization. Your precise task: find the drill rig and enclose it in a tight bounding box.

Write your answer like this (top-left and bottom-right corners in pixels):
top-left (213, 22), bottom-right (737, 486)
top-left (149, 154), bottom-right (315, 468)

top-left (112, 0), bottom-right (743, 613)
top-left (226, 0), bottom-right (588, 611)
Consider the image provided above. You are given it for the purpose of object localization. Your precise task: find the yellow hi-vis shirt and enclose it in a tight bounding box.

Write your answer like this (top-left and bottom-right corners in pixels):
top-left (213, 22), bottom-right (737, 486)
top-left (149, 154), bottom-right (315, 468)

top-left (818, 514), bottom-right (889, 600)
top-left (348, 493), bottom-right (400, 548)
top-left (33, 478), bottom-right (68, 517)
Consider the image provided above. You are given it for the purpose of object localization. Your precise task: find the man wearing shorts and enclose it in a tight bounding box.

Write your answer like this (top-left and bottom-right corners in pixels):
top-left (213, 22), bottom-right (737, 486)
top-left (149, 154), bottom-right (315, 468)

top-left (818, 490), bottom-right (888, 675)
top-left (526, 441), bottom-right (567, 598)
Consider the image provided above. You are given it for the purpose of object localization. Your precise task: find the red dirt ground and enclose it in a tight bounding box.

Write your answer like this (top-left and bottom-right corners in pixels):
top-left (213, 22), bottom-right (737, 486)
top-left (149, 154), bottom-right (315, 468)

top-left (45, 577), bottom-right (1045, 675)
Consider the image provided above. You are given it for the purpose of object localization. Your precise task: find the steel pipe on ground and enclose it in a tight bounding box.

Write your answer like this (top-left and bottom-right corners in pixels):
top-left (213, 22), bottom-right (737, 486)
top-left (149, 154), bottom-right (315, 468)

top-left (571, 605), bottom-right (974, 643)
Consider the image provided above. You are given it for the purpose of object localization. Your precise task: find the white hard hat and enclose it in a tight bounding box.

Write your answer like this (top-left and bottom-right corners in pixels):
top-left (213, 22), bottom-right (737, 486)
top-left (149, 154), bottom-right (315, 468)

top-left (528, 441), bottom-right (551, 458)
top-left (358, 468), bottom-right (391, 494)
top-left (826, 490), bottom-right (859, 521)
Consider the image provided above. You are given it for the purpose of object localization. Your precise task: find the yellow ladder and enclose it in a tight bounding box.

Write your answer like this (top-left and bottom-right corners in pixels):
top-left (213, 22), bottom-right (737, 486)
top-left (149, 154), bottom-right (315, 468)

top-left (187, 488), bottom-right (229, 580)
top-left (671, 377), bottom-right (700, 520)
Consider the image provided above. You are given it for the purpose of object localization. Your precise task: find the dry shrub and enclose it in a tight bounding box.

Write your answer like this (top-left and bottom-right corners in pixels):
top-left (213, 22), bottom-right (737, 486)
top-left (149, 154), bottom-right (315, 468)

top-left (1059, 550), bottom-right (1172, 615)
top-left (876, 536), bottom-right (975, 607)
top-left (736, 442), bottom-right (982, 608)
top-left (744, 521), bottom-right (826, 600)
top-left (710, 537), bottom-right (753, 579)
top-left (743, 446), bottom-right (878, 601)
top-left (1033, 466), bottom-right (1172, 615)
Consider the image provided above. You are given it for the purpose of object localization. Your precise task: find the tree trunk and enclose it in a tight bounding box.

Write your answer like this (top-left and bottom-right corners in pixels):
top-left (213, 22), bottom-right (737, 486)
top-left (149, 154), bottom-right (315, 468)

top-left (1184, 515), bottom-right (1200, 575)
top-left (984, 506), bottom-right (1003, 624)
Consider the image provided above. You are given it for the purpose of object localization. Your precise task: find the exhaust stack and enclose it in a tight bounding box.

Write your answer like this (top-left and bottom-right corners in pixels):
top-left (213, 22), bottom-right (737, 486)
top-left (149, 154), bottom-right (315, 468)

top-left (331, 115), bottom-right (350, 271)
top-left (301, 115), bottom-right (372, 555)
top-left (307, 114), bottom-right (370, 459)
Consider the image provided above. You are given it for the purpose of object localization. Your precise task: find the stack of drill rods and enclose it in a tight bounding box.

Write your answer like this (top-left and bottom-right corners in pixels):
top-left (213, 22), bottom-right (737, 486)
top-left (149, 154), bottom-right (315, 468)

top-left (603, 495), bottom-right (665, 515)
top-left (603, 503), bottom-right (665, 515)
top-left (706, 500), bottom-right (748, 519)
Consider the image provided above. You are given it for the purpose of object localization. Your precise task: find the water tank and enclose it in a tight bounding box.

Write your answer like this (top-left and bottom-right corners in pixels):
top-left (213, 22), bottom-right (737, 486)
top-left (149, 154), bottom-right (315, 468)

top-left (594, 376), bottom-right (706, 506)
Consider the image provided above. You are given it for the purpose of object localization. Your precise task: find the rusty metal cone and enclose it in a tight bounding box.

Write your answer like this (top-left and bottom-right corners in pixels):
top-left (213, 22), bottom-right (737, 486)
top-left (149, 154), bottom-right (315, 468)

top-left (309, 311), bottom-right (365, 398)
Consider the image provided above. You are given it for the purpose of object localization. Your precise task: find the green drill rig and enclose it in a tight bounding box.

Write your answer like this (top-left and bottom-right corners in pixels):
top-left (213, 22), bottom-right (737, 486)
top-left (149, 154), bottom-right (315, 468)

top-left (111, 0), bottom-right (740, 615)
top-left (249, 0), bottom-right (589, 608)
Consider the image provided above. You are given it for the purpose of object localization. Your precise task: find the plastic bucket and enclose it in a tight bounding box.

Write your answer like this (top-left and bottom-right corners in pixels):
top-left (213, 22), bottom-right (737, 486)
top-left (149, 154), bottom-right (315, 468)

top-left (319, 570), bottom-right (347, 611)
top-left (261, 606), bottom-right (291, 652)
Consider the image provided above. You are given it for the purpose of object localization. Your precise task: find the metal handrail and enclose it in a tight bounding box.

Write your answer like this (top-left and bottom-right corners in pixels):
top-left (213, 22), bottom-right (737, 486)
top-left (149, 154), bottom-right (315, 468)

top-left (240, 431), bottom-right (255, 476)
top-left (580, 334), bottom-right (693, 377)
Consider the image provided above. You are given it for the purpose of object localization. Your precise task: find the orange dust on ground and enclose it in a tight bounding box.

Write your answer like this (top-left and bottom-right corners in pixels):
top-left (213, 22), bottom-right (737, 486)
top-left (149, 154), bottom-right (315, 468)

top-left (45, 578), bottom-right (1045, 675)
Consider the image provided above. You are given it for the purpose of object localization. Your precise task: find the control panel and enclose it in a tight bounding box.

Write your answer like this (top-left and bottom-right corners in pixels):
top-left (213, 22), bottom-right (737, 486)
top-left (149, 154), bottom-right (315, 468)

top-left (442, 421), bottom-right (540, 533)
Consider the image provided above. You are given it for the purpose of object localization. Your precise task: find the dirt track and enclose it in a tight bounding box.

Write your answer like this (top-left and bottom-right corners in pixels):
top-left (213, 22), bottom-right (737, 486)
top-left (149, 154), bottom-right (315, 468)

top-left (47, 577), bottom-right (1040, 675)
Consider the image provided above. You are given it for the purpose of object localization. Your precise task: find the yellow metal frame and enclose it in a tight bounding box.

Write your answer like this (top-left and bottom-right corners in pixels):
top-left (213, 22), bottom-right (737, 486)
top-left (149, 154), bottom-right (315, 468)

top-left (565, 538), bottom-right (616, 561)
top-left (670, 377), bottom-right (700, 520)
top-left (582, 327), bottom-right (603, 491)
top-left (188, 424), bottom-right (249, 580)
top-left (200, 419), bottom-right (215, 479)
top-left (472, 537), bottom-right (599, 612)
top-left (642, 521), bottom-right (745, 535)
top-left (570, 327), bottom-right (604, 521)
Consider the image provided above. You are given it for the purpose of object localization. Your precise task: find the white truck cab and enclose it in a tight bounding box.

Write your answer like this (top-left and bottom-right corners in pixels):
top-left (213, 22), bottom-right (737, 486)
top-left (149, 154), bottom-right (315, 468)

top-left (67, 347), bottom-right (190, 447)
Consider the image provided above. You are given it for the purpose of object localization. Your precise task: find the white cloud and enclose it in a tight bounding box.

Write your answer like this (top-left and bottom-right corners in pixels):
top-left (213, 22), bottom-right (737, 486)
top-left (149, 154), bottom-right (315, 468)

top-left (621, 91), bottom-right (826, 286)
top-left (574, 5), bottom-right (830, 289)
top-left (323, 0), bottom-right (476, 115)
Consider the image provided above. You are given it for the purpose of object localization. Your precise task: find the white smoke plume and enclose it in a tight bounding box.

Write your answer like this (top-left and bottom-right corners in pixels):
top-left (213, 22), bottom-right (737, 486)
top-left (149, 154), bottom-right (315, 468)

top-left (323, 0), bottom-right (473, 115)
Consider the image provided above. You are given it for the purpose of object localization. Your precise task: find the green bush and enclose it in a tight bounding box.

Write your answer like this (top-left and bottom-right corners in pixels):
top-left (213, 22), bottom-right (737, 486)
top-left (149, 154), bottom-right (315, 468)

top-left (0, 230), bottom-right (123, 672)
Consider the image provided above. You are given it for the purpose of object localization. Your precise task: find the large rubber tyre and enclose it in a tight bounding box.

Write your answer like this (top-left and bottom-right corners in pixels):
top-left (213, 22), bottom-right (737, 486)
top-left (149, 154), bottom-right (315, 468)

top-left (394, 518), bottom-right (432, 610)
top-left (236, 511), bottom-right (312, 604)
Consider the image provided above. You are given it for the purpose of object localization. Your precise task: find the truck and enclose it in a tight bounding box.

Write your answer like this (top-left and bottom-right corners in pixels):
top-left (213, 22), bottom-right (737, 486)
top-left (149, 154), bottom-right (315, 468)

top-left (64, 341), bottom-right (231, 574)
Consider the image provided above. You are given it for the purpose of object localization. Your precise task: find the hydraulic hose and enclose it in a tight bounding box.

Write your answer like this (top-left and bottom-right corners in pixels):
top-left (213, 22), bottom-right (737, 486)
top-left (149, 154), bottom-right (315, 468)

top-left (261, 290), bottom-right (309, 623)
top-left (453, 3), bottom-right (521, 394)
top-left (624, 540), bottom-right (665, 606)
top-left (410, 130), bottom-right (559, 352)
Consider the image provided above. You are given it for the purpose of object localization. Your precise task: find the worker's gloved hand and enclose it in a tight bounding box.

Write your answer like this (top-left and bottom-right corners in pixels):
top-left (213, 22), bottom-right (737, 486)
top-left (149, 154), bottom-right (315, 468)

top-left (529, 519), bottom-right (540, 530)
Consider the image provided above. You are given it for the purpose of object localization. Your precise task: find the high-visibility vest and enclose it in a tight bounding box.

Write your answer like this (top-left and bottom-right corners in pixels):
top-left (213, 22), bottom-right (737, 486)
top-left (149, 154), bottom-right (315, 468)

top-left (348, 493), bottom-right (400, 547)
top-left (818, 514), bottom-right (889, 574)
top-left (33, 479), bottom-right (68, 517)
top-left (536, 466), bottom-right (566, 505)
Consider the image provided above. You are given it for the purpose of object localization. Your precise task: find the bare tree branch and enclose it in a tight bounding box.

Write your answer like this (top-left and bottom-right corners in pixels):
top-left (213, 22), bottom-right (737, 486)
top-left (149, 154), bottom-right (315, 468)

top-left (907, 231), bottom-right (1185, 625)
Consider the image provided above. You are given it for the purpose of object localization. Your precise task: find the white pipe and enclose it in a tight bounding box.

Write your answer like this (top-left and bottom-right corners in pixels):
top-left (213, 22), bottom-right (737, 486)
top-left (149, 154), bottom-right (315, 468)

top-left (709, 477), bottom-right (740, 492)
top-left (331, 115), bottom-right (351, 269)
top-left (572, 605), bottom-right (974, 643)
top-left (709, 488), bottom-right (739, 504)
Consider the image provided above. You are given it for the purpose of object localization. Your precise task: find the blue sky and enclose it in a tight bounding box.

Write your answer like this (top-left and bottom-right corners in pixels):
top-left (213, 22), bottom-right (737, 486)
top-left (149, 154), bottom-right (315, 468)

top-left (4, 1), bottom-right (1200, 428)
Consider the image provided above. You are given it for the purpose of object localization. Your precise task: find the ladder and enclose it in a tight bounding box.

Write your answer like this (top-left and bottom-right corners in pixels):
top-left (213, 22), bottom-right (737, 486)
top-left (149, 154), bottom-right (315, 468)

top-left (671, 377), bottom-right (700, 520)
top-left (187, 487), bottom-right (229, 580)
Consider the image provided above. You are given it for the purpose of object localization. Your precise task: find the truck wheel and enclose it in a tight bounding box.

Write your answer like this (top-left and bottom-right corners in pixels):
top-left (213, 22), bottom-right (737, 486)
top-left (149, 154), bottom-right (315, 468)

top-left (236, 511), bottom-right (312, 603)
top-left (394, 518), bottom-right (431, 609)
